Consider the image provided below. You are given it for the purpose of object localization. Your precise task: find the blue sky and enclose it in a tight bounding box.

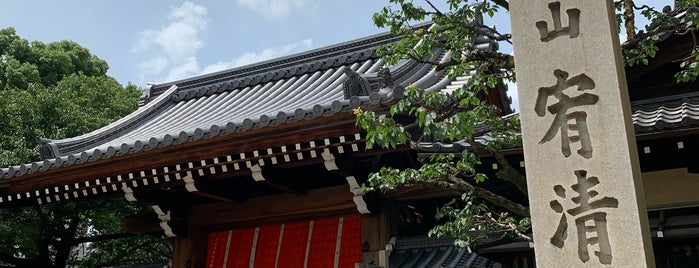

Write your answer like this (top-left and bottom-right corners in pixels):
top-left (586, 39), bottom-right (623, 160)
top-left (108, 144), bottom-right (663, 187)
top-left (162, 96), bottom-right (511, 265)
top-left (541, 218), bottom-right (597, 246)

top-left (0, 0), bottom-right (672, 111)
top-left (0, 1), bottom-right (516, 86)
top-left (0, 1), bottom-right (393, 86)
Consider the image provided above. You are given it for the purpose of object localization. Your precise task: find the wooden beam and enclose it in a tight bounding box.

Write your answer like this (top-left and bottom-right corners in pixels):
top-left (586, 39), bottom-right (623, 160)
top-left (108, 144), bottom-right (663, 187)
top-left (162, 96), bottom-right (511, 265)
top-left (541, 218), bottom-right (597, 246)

top-left (188, 185), bottom-right (356, 230)
top-left (190, 191), bottom-right (236, 203)
top-left (190, 180), bottom-right (244, 203)
top-left (249, 164), bottom-right (308, 195)
top-left (322, 152), bottom-right (371, 178)
top-left (0, 114), bottom-right (360, 192)
top-left (124, 213), bottom-right (161, 234)
top-left (258, 181), bottom-right (305, 195)
top-left (130, 187), bottom-right (185, 207)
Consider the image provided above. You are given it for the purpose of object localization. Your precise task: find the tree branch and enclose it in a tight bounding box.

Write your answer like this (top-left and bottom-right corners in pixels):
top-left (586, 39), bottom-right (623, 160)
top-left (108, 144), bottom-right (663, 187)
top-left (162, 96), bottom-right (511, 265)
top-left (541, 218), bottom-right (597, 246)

top-left (632, 2), bottom-right (661, 14)
top-left (424, 0), bottom-right (444, 16)
top-left (482, 213), bottom-right (532, 241)
top-left (73, 232), bottom-right (136, 245)
top-left (404, 49), bottom-right (514, 72)
top-left (623, 0), bottom-right (636, 40)
top-left (423, 175), bottom-right (530, 217)
top-left (489, 0), bottom-right (509, 11)
top-left (622, 19), bottom-right (695, 50)
top-left (469, 139), bottom-right (528, 196)
top-left (94, 239), bottom-right (156, 267)
top-left (32, 206), bottom-right (51, 267)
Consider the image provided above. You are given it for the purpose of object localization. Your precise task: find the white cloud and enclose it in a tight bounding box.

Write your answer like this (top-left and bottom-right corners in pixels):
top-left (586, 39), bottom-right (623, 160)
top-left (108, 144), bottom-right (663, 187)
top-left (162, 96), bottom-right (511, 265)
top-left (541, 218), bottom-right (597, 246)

top-left (137, 57), bottom-right (169, 75)
top-left (133, 2), bottom-right (314, 83)
top-left (200, 39), bottom-right (314, 75)
top-left (236, 0), bottom-right (312, 19)
top-left (133, 1), bottom-right (208, 82)
top-left (165, 57), bottom-right (200, 82)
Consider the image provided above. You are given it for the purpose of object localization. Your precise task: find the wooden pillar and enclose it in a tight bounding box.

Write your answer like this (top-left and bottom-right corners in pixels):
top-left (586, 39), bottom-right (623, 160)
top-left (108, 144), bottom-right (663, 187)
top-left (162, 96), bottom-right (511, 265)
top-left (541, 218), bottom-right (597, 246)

top-left (172, 218), bottom-right (206, 268)
top-left (361, 202), bottom-right (395, 266)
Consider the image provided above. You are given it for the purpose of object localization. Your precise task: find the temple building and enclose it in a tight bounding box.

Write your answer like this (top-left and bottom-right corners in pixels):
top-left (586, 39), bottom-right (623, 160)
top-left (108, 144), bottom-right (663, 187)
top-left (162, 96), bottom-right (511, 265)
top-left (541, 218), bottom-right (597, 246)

top-left (0, 17), bottom-right (698, 268)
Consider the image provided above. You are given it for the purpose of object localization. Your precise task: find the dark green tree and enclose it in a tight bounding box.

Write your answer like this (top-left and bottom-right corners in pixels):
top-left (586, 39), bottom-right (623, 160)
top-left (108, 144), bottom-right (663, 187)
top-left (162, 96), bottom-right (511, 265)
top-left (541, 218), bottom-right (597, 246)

top-left (0, 27), bottom-right (171, 268)
top-left (357, 0), bottom-right (699, 248)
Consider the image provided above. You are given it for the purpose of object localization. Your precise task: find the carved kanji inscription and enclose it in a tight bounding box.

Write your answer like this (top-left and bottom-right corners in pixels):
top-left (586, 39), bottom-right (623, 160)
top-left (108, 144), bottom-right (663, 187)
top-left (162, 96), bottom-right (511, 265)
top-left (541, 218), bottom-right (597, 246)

top-left (511, 0), bottom-right (655, 266)
top-left (550, 170), bottom-right (618, 265)
top-left (536, 2), bottom-right (580, 42)
top-left (535, 70), bottom-right (598, 158)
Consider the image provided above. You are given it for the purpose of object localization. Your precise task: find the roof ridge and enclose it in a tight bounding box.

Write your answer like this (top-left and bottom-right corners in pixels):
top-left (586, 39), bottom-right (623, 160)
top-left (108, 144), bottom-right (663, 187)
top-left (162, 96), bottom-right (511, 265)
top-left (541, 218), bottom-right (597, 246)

top-left (37, 85), bottom-right (180, 159)
top-left (145, 27), bottom-right (421, 100)
top-left (168, 46), bottom-right (381, 103)
top-left (631, 90), bottom-right (699, 109)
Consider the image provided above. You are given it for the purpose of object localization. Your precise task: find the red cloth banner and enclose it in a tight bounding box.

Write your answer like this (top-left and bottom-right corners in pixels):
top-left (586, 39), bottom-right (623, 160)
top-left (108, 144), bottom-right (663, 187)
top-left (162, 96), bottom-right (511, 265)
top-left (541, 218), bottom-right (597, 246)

top-left (206, 231), bottom-right (229, 268)
top-left (253, 225), bottom-right (282, 268)
top-left (277, 221), bottom-right (310, 267)
top-left (226, 228), bottom-right (255, 268)
top-left (339, 215), bottom-right (362, 268)
top-left (307, 218), bottom-right (340, 268)
top-left (205, 214), bottom-right (361, 268)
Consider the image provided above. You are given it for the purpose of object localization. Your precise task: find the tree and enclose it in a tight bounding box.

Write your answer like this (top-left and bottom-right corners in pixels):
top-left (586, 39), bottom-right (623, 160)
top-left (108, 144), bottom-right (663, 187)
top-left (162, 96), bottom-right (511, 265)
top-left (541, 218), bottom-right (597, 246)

top-left (356, 0), bottom-right (699, 248)
top-left (0, 27), bottom-right (171, 268)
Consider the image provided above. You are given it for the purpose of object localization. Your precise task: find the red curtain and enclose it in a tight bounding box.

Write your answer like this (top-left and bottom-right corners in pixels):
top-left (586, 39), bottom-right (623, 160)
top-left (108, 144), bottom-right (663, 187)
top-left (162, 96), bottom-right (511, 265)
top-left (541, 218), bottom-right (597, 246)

top-left (338, 215), bottom-right (362, 268)
top-left (307, 218), bottom-right (340, 268)
top-left (277, 221), bottom-right (310, 267)
top-left (206, 231), bottom-right (229, 268)
top-left (204, 215), bottom-right (361, 268)
top-left (226, 228), bottom-right (255, 268)
top-left (253, 225), bottom-right (282, 268)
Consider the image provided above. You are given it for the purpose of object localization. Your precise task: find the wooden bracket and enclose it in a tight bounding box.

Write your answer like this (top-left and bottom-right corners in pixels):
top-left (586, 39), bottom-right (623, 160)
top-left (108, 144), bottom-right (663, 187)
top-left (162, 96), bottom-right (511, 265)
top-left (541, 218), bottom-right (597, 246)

top-left (182, 172), bottom-right (198, 192)
top-left (322, 151), bottom-right (340, 171)
top-left (251, 164), bottom-right (265, 181)
top-left (346, 176), bottom-right (370, 214)
top-left (151, 205), bottom-right (177, 237)
top-left (122, 185), bottom-right (137, 202)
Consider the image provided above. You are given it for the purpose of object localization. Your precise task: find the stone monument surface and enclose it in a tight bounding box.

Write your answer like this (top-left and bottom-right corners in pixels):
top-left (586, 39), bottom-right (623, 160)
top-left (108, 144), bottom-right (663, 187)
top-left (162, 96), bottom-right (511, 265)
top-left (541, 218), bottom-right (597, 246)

top-left (510, 0), bottom-right (655, 266)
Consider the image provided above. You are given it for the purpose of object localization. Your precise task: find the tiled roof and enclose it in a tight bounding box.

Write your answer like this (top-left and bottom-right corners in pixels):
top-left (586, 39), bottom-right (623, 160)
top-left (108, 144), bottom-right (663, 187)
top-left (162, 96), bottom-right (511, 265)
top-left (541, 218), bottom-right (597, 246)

top-left (415, 92), bottom-right (699, 153)
top-left (388, 236), bottom-right (500, 268)
top-left (632, 91), bottom-right (699, 133)
top-left (0, 25), bottom-right (501, 180)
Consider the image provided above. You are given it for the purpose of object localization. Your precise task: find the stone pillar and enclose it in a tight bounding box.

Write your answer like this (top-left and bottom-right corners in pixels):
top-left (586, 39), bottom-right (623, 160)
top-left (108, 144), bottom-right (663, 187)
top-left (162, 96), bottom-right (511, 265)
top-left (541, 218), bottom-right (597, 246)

top-left (510, 0), bottom-right (655, 267)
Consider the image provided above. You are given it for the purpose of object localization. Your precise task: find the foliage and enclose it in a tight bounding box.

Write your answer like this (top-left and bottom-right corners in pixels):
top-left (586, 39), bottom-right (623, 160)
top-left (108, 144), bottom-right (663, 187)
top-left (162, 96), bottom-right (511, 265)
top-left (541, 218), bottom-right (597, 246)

top-left (0, 74), bottom-right (141, 167)
top-left (0, 198), bottom-right (172, 268)
top-left (0, 27), bottom-right (108, 90)
top-left (65, 199), bottom-right (173, 268)
top-left (0, 27), bottom-right (170, 267)
top-left (618, 0), bottom-right (699, 83)
top-left (359, 0), bottom-right (699, 249)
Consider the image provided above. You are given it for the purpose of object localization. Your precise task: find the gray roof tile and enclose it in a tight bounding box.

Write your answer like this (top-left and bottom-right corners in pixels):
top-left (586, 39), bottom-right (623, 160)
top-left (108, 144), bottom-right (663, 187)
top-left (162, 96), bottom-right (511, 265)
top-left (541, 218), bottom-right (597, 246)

top-left (632, 91), bottom-right (699, 132)
top-left (388, 236), bottom-right (500, 268)
top-left (414, 92), bottom-right (699, 153)
top-left (1, 26), bottom-right (499, 180)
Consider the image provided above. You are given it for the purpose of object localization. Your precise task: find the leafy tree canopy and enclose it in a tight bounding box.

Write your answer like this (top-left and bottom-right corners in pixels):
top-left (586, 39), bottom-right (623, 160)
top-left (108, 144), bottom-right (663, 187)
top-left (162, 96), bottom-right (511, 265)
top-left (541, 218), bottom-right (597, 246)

top-left (0, 27), bottom-right (108, 90)
top-left (357, 0), bottom-right (699, 247)
top-left (0, 27), bottom-right (170, 268)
